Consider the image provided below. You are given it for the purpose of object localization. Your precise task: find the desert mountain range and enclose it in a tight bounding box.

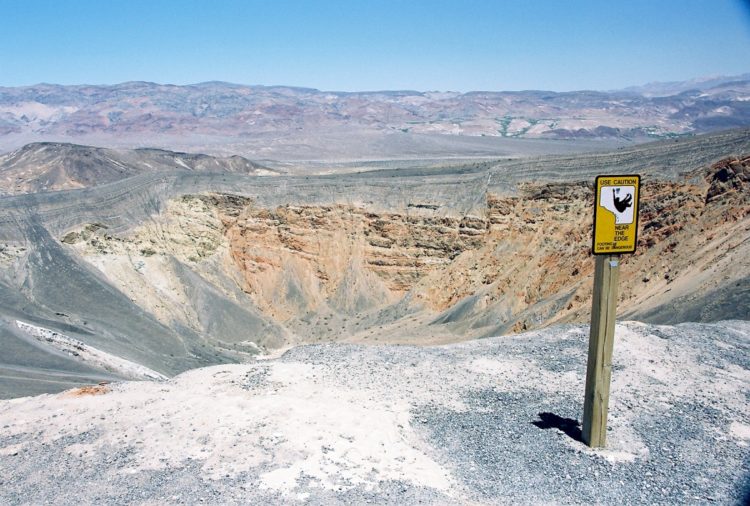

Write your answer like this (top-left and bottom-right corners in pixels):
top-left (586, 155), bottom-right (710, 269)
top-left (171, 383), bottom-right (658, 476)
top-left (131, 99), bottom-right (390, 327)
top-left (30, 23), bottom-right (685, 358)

top-left (1, 75), bottom-right (749, 160)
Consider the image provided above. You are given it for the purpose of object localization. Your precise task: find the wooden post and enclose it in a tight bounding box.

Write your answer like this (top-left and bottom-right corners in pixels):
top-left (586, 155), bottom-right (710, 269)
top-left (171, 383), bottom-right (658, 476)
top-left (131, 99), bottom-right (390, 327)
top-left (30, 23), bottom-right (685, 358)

top-left (582, 254), bottom-right (619, 447)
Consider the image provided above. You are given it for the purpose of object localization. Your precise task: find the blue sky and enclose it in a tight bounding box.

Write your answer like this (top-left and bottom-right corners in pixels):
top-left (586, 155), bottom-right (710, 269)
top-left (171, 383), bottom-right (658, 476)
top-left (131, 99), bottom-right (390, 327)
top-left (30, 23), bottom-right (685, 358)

top-left (1, 0), bottom-right (749, 91)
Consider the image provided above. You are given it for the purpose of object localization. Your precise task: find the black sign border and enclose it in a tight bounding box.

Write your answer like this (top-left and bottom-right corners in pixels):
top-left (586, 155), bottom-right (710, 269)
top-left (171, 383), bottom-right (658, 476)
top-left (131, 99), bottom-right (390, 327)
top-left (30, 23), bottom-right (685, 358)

top-left (592, 174), bottom-right (641, 256)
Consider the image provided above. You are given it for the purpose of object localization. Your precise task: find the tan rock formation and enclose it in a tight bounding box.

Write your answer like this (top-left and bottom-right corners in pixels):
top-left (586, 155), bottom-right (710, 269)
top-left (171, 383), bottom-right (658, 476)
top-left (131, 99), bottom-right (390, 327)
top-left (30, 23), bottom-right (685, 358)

top-left (61, 156), bottom-right (749, 344)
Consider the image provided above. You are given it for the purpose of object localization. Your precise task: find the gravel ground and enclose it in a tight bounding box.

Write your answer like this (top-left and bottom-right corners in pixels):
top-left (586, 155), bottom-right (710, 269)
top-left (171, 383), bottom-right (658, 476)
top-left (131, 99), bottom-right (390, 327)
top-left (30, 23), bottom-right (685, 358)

top-left (1, 320), bottom-right (748, 505)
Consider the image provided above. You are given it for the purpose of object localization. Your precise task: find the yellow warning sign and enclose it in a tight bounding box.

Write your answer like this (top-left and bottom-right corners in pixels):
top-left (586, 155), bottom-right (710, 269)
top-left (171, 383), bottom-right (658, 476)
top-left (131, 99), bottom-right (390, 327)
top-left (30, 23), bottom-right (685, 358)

top-left (593, 175), bottom-right (640, 255)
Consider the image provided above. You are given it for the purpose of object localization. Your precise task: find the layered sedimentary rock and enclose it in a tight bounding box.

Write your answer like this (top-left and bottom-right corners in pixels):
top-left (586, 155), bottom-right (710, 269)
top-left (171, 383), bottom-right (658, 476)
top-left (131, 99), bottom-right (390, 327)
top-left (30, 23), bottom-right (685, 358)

top-left (225, 205), bottom-right (487, 317)
top-left (61, 155), bottom-right (748, 343)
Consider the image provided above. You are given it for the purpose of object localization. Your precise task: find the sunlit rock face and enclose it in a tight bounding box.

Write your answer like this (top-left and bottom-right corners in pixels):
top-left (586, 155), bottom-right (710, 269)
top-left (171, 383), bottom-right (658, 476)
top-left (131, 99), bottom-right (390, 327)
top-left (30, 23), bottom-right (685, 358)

top-left (61, 153), bottom-right (749, 343)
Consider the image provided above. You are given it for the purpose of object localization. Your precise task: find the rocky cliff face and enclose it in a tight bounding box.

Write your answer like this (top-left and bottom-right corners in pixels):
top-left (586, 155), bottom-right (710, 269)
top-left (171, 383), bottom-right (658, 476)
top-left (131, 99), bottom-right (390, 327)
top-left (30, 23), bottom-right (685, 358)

top-left (60, 155), bottom-right (749, 344)
top-left (225, 205), bottom-right (487, 314)
top-left (433, 157), bottom-right (749, 331)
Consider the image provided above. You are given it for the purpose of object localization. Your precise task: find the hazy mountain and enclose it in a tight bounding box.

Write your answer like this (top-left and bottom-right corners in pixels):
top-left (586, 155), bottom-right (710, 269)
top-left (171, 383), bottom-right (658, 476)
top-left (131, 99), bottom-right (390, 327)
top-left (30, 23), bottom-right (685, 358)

top-left (1, 75), bottom-right (749, 160)
top-left (621, 73), bottom-right (750, 96)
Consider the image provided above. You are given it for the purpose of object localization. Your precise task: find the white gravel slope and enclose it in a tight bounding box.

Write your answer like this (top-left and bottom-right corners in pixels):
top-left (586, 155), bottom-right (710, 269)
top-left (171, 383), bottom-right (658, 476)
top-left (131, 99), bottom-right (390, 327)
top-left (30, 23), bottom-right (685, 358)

top-left (1, 321), bottom-right (749, 504)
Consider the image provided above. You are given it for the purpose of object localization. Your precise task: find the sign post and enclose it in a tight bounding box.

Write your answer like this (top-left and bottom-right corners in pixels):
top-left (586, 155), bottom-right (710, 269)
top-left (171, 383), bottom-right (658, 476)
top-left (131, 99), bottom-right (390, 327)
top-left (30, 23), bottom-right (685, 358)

top-left (582, 175), bottom-right (640, 448)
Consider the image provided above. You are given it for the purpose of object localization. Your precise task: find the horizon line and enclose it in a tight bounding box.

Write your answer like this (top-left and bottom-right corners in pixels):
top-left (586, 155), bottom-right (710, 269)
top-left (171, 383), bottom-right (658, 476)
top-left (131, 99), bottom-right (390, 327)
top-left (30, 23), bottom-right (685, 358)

top-left (2, 71), bottom-right (750, 96)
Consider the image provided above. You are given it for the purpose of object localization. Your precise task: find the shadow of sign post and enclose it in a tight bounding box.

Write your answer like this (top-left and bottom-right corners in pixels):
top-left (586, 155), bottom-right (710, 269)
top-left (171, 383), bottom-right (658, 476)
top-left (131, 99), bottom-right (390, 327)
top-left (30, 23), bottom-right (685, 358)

top-left (532, 412), bottom-right (583, 442)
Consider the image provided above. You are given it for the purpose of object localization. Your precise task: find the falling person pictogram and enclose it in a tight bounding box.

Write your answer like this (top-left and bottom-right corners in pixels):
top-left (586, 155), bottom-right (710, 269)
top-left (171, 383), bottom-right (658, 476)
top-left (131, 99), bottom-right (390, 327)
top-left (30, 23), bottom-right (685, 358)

top-left (613, 189), bottom-right (632, 213)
